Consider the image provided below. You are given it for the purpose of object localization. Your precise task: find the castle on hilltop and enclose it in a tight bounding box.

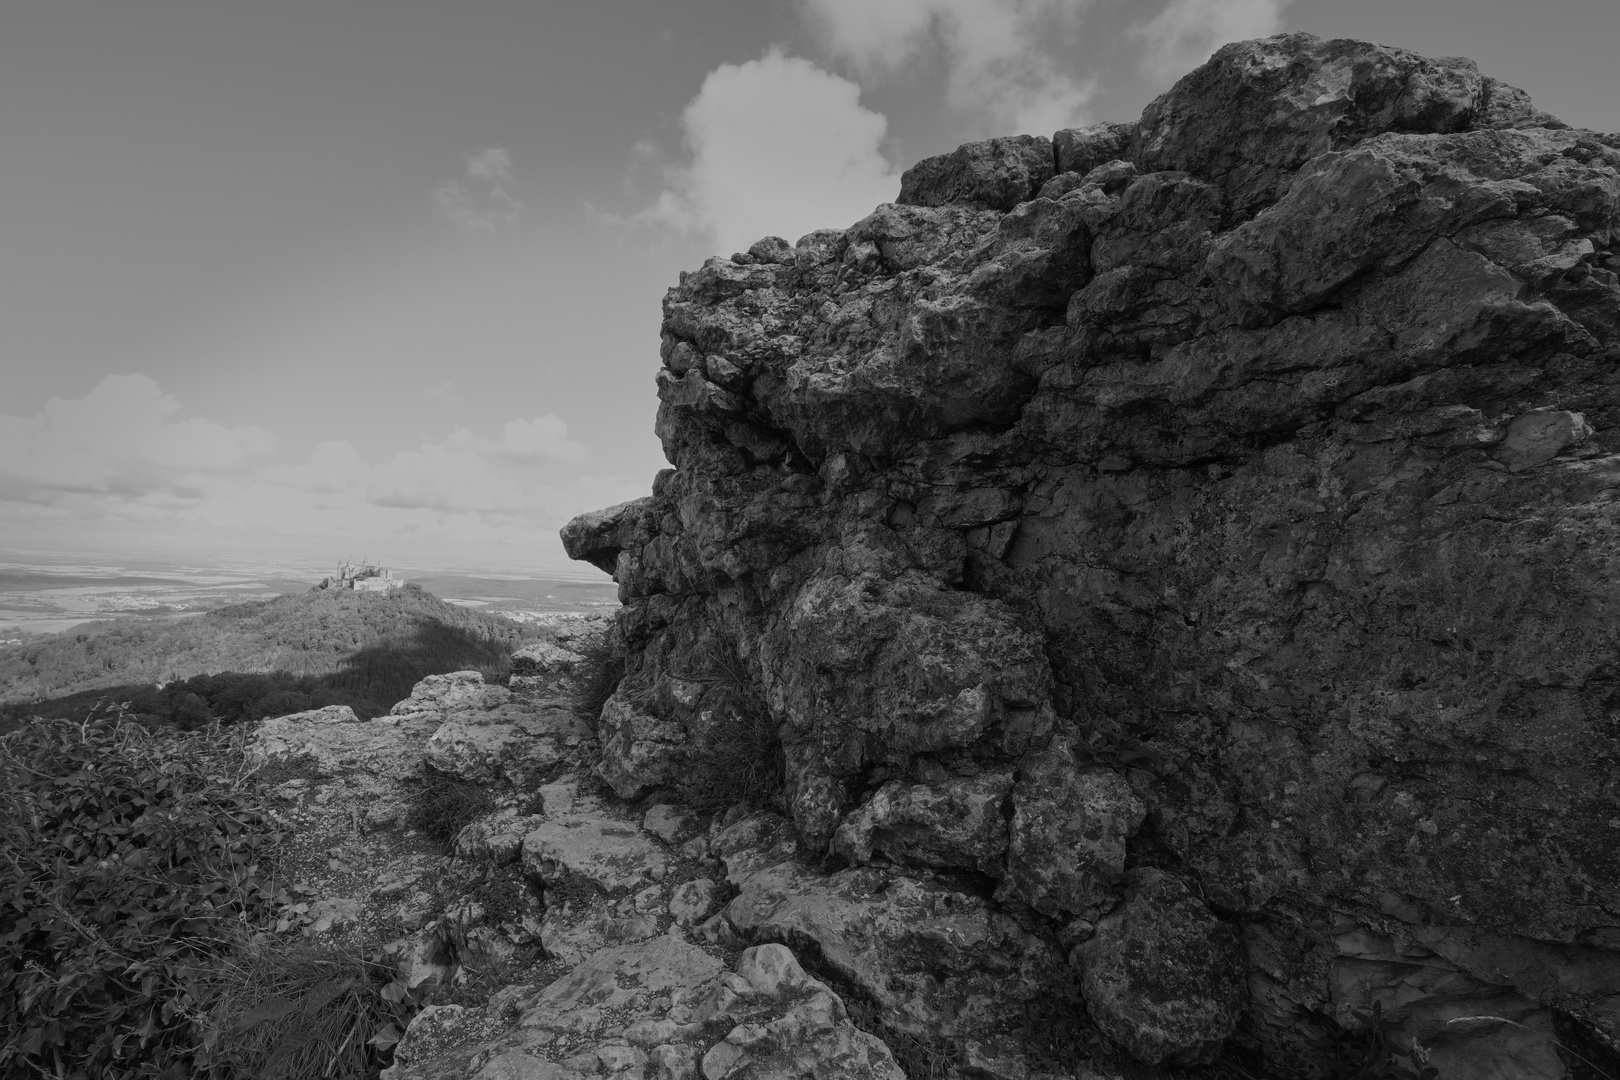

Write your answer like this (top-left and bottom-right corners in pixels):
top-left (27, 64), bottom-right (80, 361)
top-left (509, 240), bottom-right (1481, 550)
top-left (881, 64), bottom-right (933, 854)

top-left (314, 560), bottom-right (402, 593)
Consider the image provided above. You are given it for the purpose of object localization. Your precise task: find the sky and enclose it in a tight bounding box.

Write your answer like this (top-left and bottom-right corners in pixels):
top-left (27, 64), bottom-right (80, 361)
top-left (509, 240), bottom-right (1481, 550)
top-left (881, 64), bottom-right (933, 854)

top-left (1, 0), bottom-right (1614, 574)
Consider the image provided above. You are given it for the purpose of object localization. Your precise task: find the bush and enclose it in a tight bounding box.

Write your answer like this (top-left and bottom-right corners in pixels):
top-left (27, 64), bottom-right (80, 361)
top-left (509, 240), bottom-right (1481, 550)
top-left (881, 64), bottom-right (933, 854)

top-left (0, 712), bottom-right (411, 1079)
top-left (0, 713), bottom-right (281, 1077)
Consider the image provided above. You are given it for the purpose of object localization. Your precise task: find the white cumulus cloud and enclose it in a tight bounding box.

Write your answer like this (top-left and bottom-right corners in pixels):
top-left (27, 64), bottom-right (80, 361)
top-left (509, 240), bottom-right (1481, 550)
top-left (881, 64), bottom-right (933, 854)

top-left (0, 374), bottom-right (274, 501)
top-left (624, 49), bottom-right (902, 257)
top-left (434, 147), bottom-right (523, 232)
top-left (490, 416), bottom-right (589, 463)
top-left (803, 0), bottom-right (1097, 136)
top-left (1131, 0), bottom-right (1293, 83)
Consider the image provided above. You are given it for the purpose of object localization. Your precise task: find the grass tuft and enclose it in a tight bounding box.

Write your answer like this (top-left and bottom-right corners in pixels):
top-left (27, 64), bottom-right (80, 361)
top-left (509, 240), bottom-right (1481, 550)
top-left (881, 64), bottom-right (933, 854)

top-left (570, 627), bottom-right (626, 731)
top-left (406, 766), bottom-right (496, 851)
top-left (199, 938), bottom-right (410, 1080)
top-left (678, 646), bottom-right (783, 814)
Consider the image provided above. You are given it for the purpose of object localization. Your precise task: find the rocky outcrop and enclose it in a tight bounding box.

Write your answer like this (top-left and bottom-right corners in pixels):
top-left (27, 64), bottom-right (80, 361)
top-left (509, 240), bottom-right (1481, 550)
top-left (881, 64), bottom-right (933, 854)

top-left (564, 33), bottom-right (1620, 1078)
top-left (248, 640), bottom-right (935, 1079)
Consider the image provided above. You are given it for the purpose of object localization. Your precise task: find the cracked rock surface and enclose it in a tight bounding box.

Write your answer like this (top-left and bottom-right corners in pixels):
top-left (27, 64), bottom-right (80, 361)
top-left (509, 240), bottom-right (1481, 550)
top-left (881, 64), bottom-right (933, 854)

top-left (561, 32), bottom-right (1620, 1079)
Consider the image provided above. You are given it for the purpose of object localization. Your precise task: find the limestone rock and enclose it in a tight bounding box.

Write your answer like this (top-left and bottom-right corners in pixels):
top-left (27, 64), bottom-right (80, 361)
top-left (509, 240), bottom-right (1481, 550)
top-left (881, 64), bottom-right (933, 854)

top-left (830, 767), bottom-right (1013, 874)
top-left (392, 671), bottom-right (591, 787)
top-left (668, 878), bottom-right (721, 928)
top-left (249, 702), bottom-right (440, 828)
top-left (642, 803), bottom-right (703, 844)
top-left (1076, 869), bottom-right (1247, 1065)
top-left (1053, 122), bottom-right (1136, 178)
top-left (521, 813), bottom-right (666, 896)
top-left (564, 29), bottom-right (1620, 1075)
top-left (510, 642), bottom-right (583, 680)
top-left (696, 944), bottom-right (903, 1080)
top-left (723, 860), bottom-right (1065, 1045)
top-left (391, 938), bottom-right (903, 1080)
top-left (454, 811), bottom-right (545, 867)
top-left (426, 700), bottom-right (585, 787)
top-left (1331, 923), bottom-right (1569, 1079)
top-left (594, 691), bottom-right (686, 800)
top-left (393, 671), bottom-right (508, 716)
top-left (898, 134), bottom-right (1055, 212)
top-left (388, 1004), bottom-right (473, 1078)
top-left (1001, 741), bottom-right (1146, 917)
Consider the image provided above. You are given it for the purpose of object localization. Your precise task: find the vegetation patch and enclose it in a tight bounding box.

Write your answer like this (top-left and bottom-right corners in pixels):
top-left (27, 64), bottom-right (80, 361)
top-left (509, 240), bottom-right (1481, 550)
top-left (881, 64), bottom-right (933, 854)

top-left (406, 766), bottom-right (496, 852)
top-left (569, 626), bottom-right (626, 729)
top-left (197, 938), bottom-right (410, 1080)
top-left (0, 584), bottom-right (544, 735)
top-left (0, 711), bottom-right (413, 1079)
top-left (679, 646), bottom-right (783, 814)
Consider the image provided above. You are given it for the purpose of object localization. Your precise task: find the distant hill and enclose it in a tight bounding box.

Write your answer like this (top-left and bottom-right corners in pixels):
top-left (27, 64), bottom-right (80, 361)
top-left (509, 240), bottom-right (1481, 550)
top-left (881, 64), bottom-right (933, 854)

top-left (0, 584), bottom-right (546, 731)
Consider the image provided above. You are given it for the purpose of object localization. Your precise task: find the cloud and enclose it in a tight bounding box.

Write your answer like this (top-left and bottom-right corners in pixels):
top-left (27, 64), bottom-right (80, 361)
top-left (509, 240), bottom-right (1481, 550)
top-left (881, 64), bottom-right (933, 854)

top-left (489, 416), bottom-right (589, 463)
top-left (803, 0), bottom-right (1097, 136)
top-left (465, 147), bottom-right (516, 185)
top-left (1130, 0), bottom-right (1292, 83)
top-left (434, 147), bottom-right (523, 232)
top-left (0, 374), bottom-right (274, 501)
top-left (421, 380), bottom-right (457, 404)
top-left (0, 376), bottom-right (624, 569)
top-left (623, 50), bottom-right (902, 256)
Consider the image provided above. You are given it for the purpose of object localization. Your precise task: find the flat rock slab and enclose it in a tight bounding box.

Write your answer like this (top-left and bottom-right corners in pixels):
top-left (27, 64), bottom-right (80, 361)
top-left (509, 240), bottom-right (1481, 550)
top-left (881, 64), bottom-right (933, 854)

top-left (387, 940), bottom-right (903, 1080)
top-left (249, 706), bottom-right (441, 828)
top-left (522, 816), bottom-right (667, 896)
top-left (425, 701), bottom-right (590, 786)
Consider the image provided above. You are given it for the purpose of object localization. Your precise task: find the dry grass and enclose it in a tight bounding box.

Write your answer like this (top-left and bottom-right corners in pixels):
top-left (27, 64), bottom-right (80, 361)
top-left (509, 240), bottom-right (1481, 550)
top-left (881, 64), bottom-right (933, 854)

top-left (679, 646), bottom-right (783, 814)
top-left (407, 766), bottom-right (496, 851)
top-left (570, 628), bottom-right (626, 731)
top-left (197, 936), bottom-right (409, 1080)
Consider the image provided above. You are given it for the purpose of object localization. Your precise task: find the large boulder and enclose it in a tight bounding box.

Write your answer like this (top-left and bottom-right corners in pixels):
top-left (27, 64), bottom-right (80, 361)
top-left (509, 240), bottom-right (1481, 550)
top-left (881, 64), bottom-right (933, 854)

top-left (565, 31), bottom-right (1620, 1077)
top-left (405, 671), bottom-right (591, 787)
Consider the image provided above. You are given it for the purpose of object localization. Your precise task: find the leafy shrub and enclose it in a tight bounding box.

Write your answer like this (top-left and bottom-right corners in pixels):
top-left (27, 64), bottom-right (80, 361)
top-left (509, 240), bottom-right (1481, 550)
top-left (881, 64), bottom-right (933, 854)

top-left (0, 711), bottom-right (415, 1079)
top-left (0, 713), bottom-right (282, 1078)
top-left (407, 767), bottom-right (495, 851)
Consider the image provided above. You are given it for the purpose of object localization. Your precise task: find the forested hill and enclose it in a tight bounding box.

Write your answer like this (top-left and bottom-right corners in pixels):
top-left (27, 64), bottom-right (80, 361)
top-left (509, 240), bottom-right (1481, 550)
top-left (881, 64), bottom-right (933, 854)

top-left (0, 584), bottom-right (545, 729)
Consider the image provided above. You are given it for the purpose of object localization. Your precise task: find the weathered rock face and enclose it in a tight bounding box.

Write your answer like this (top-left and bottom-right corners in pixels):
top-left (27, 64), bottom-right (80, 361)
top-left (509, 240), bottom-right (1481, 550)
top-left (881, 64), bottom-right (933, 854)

top-left (564, 33), bottom-right (1620, 1077)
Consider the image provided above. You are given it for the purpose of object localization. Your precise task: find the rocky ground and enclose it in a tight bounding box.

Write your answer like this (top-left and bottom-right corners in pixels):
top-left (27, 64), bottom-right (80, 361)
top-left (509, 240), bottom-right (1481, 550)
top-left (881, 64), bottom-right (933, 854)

top-left (251, 619), bottom-right (1116, 1080)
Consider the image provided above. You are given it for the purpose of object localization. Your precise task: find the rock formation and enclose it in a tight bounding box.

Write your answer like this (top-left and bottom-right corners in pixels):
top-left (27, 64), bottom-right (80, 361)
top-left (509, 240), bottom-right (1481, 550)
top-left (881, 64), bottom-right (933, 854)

top-left (563, 33), bottom-right (1620, 1078)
